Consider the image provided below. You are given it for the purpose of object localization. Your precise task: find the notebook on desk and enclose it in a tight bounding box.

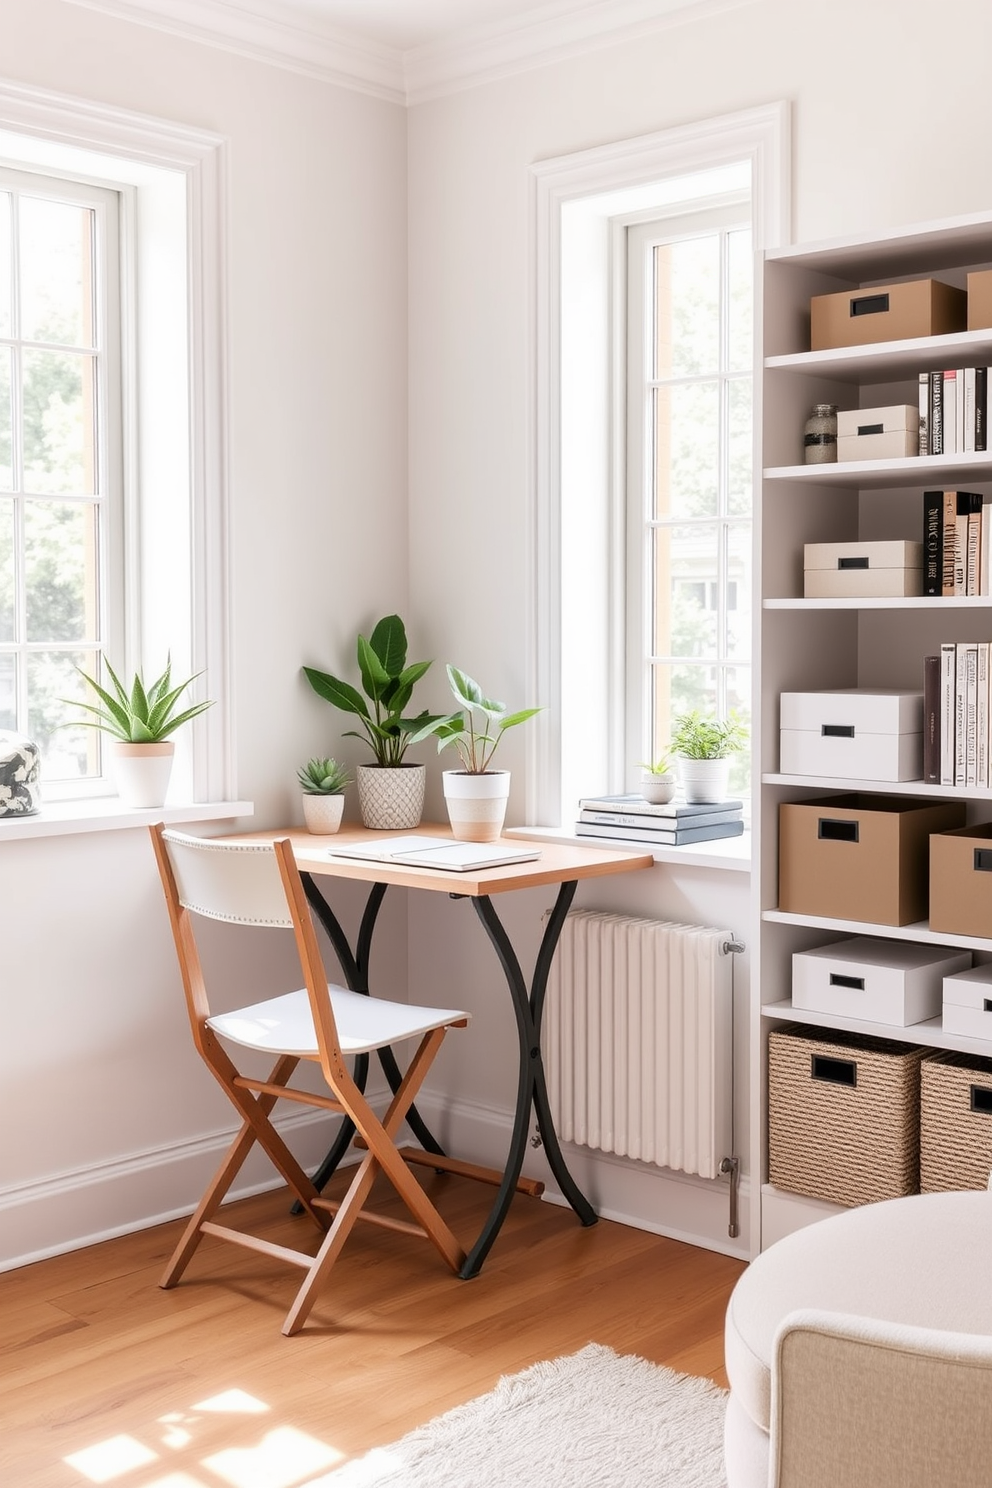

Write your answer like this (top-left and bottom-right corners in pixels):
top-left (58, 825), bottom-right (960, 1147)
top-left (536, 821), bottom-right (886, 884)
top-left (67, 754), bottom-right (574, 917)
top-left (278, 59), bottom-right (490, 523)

top-left (327, 835), bottom-right (542, 872)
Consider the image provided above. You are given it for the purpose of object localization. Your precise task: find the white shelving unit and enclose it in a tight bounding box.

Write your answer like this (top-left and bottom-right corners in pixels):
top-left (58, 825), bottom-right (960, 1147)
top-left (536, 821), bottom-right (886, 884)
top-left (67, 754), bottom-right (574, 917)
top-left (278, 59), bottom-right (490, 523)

top-left (753, 212), bottom-right (992, 1251)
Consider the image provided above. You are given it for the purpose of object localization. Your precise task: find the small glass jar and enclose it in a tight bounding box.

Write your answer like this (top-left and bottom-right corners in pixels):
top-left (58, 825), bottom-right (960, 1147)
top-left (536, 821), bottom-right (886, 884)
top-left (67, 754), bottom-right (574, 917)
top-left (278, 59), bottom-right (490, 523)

top-left (803, 403), bottom-right (838, 464)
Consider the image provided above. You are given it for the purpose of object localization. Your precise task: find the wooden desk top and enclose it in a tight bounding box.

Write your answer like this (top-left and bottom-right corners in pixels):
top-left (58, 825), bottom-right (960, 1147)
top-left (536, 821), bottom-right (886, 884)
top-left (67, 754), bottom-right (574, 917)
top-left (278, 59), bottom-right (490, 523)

top-left (224, 823), bottom-right (653, 897)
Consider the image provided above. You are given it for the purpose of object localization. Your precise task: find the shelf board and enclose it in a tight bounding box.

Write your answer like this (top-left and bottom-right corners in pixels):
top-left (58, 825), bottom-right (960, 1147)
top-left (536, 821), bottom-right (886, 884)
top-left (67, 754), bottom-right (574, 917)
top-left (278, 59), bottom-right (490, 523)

top-left (761, 997), bottom-right (992, 1056)
top-left (765, 328), bottom-right (992, 382)
top-left (763, 906), bottom-right (992, 953)
top-left (761, 773), bottom-right (992, 798)
top-left (764, 451), bottom-right (992, 488)
top-left (764, 595), bottom-right (990, 610)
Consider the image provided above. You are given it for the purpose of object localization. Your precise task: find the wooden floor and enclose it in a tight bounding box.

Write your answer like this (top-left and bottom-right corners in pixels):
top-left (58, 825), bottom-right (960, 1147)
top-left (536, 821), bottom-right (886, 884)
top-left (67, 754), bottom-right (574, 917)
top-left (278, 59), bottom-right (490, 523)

top-left (2, 1170), bottom-right (745, 1488)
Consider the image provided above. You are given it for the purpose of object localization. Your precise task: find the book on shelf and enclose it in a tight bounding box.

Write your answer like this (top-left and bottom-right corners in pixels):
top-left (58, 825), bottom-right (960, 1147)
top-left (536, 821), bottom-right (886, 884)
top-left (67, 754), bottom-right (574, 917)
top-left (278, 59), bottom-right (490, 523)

top-left (577, 792), bottom-right (744, 817)
top-left (923, 653), bottom-right (940, 784)
top-left (918, 372), bottom-right (929, 457)
top-left (930, 370), bottom-right (944, 455)
top-left (575, 819), bottom-right (745, 847)
top-left (923, 368), bottom-right (990, 458)
top-left (943, 368), bottom-right (958, 456)
top-left (922, 490), bottom-right (990, 597)
top-left (977, 368), bottom-right (988, 453)
top-left (578, 805), bottom-right (743, 831)
top-left (936, 641), bottom-right (992, 789)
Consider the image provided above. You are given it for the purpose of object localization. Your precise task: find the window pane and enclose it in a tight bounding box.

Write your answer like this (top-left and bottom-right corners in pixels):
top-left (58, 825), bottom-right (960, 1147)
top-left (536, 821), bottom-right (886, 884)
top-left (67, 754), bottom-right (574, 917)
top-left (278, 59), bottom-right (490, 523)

top-left (0, 652), bottom-right (14, 729)
top-left (655, 234), bottom-right (720, 378)
top-left (655, 524), bottom-right (719, 659)
top-left (0, 348), bottom-right (11, 490)
top-left (25, 499), bottom-right (99, 642)
top-left (654, 381), bottom-right (719, 519)
top-left (19, 197), bottom-right (95, 347)
top-left (28, 649), bottom-right (99, 780)
top-left (0, 192), bottom-right (10, 337)
top-left (728, 228), bottom-right (752, 373)
top-left (22, 349), bottom-right (95, 494)
top-left (726, 522), bottom-right (752, 661)
top-left (728, 377), bottom-right (752, 517)
top-left (0, 497), bottom-right (13, 641)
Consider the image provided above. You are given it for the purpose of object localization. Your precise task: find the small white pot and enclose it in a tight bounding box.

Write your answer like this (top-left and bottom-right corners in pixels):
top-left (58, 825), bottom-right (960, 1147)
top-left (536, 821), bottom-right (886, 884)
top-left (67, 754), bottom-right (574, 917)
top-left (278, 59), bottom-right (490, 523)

top-left (356, 763), bottom-right (425, 830)
top-left (677, 756), bottom-right (731, 805)
top-left (443, 769), bottom-right (510, 842)
top-left (110, 740), bottom-right (175, 809)
top-left (302, 793), bottom-right (345, 834)
top-left (640, 771), bottom-right (676, 805)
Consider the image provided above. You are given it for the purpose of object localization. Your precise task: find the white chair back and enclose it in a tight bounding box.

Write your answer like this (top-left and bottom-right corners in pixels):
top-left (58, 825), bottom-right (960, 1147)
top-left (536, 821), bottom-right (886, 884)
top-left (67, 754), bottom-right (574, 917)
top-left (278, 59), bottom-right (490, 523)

top-left (161, 830), bottom-right (294, 928)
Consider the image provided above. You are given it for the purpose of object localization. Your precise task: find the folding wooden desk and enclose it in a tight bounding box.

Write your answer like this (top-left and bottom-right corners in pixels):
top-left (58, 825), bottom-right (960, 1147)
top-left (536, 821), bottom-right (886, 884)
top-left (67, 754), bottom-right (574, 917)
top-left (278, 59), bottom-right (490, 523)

top-left (225, 823), bottom-right (653, 1277)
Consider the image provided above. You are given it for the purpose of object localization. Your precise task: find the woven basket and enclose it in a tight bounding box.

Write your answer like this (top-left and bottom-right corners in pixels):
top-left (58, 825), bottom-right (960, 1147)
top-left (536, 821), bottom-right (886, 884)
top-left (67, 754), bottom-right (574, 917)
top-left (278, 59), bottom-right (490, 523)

top-left (768, 1027), bottom-right (923, 1206)
top-left (920, 1051), bottom-right (992, 1193)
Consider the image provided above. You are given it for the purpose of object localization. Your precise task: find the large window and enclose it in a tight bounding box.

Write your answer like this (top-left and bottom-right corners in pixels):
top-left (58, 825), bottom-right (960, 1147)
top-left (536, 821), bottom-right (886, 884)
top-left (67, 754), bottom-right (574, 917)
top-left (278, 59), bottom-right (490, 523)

top-left (626, 205), bottom-right (752, 793)
top-left (0, 167), bottom-right (121, 785)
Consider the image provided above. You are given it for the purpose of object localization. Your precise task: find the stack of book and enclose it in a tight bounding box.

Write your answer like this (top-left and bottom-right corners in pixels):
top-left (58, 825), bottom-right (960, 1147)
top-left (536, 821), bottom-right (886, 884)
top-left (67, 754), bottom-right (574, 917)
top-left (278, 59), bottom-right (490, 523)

top-left (919, 368), bottom-right (989, 456)
top-left (924, 645), bottom-right (992, 787)
top-left (922, 490), bottom-right (992, 596)
top-left (576, 794), bottom-right (745, 846)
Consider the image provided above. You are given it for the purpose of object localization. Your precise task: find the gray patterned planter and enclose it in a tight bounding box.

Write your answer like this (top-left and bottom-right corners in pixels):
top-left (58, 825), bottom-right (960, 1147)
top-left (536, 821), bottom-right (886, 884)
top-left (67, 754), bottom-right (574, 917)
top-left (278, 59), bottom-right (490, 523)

top-left (356, 764), bottom-right (425, 830)
top-left (0, 732), bottom-right (41, 817)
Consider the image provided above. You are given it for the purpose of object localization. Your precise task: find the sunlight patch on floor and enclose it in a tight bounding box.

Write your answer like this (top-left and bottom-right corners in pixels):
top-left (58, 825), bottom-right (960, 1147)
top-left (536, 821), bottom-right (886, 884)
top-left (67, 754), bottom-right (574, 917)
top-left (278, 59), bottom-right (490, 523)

top-left (203, 1426), bottom-right (344, 1488)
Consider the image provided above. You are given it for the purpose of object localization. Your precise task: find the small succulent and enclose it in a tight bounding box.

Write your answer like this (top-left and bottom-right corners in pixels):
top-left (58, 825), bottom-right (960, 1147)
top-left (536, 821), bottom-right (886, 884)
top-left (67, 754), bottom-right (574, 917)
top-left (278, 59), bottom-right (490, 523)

top-left (297, 757), bottom-right (351, 795)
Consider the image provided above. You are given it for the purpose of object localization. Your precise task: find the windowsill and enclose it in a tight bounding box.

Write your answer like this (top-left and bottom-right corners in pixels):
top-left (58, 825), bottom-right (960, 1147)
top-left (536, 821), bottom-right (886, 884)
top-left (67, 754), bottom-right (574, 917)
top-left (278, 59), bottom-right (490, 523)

top-left (0, 798), bottom-right (254, 842)
top-left (506, 823), bottom-right (752, 873)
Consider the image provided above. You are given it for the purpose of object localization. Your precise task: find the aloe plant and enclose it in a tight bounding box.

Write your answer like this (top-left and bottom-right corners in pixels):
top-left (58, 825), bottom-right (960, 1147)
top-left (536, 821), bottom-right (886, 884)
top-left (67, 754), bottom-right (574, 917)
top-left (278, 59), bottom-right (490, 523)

top-left (67, 659), bottom-right (213, 742)
top-left (409, 665), bottom-right (540, 774)
top-left (297, 757), bottom-right (351, 795)
top-left (302, 614), bottom-right (448, 767)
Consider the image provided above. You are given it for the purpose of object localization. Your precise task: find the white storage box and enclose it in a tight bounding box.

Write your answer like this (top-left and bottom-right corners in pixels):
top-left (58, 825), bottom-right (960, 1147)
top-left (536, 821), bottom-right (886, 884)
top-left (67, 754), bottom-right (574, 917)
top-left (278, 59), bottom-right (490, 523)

top-left (793, 937), bottom-right (971, 1027)
top-left (942, 963), bottom-right (992, 1040)
top-left (837, 404), bottom-right (919, 462)
top-left (803, 540), bottom-right (923, 599)
top-left (780, 689), bottom-right (924, 782)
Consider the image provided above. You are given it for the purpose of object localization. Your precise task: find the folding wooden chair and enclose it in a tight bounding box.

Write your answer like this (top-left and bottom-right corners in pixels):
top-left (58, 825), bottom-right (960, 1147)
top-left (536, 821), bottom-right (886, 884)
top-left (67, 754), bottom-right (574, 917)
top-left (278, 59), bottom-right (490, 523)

top-left (150, 823), bottom-right (470, 1335)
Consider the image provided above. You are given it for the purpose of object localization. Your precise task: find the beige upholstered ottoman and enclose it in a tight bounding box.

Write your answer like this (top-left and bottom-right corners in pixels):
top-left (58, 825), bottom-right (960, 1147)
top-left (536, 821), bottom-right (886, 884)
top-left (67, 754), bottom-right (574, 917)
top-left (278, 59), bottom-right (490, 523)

top-left (724, 1191), bottom-right (992, 1487)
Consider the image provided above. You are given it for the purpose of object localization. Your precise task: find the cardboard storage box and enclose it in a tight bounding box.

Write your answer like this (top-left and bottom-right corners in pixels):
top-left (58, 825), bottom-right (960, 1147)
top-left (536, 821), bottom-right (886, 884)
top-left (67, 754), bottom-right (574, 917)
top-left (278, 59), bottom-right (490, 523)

top-left (803, 540), bottom-right (923, 599)
top-left (930, 823), bottom-right (992, 937)
top-left (779, 690), bottom-right (924, 783)
top-left (810, 278), bottom-right (967, 351)
top-left (768, 1026), bottom-right (923, 1206)
top-left (793, 936), bottom-right (970, 1026)
top-left (778, 794), bottom-right (966, 926)
top-left (920, 1050), bottom-right (992, 1192)
top-left (942, 963), bottom-right (992, 1040)
top-left (836, 404), bottom-right (919, 462)
top-left (967, 268), bottom-right (992, 332)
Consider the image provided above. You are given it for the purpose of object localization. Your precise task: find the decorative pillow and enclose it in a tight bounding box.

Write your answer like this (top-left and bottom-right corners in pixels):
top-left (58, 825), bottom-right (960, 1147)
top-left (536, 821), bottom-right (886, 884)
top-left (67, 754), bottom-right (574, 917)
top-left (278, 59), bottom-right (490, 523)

top-left (0, 732), bottom-right (41, 817)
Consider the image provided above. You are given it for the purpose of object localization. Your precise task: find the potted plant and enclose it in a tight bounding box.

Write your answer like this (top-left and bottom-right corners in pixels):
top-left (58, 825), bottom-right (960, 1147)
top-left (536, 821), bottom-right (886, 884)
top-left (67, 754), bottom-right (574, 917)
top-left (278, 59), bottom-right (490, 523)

top-left (297, 757), bottom-right (351, 835)
top-left (410, 666), bottom-right (540, 842)
top-left (669, 708), bottom-right (748, 804)
top-left (638, 754), bottom-right (676, 805)
top-left (66, 658), bottom-right (213, 808)
top-left (302, 614), bottom-right (448, 830)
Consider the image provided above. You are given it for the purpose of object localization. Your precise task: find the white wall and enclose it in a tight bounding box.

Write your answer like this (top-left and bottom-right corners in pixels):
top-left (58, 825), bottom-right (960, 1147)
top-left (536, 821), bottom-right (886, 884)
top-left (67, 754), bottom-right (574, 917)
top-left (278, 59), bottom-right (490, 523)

top-left (0, 0), bottom-right (412, 1266)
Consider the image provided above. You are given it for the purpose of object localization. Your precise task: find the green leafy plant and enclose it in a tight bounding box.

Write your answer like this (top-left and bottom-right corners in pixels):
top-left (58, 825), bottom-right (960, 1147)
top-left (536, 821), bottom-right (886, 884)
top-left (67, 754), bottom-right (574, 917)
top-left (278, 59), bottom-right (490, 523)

top-left (670, 708), bottom-right (749, 760)
top-left (639, 754), bottom-right (673, 776)
top-left (302, 614), bottom-right (448, 768)
top-left (410, 665), bottom-right (540, 774)
top-left (66, 659), bottom-right (213, 742)
top-left (296, 757), bottom-right (351, 795)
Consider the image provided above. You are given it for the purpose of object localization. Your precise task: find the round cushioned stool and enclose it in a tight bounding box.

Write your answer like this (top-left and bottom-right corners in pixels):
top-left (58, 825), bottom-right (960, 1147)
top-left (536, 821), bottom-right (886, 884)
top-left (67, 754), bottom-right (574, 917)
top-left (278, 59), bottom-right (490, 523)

top-left (724, 1190), bottom-right (992, 1488)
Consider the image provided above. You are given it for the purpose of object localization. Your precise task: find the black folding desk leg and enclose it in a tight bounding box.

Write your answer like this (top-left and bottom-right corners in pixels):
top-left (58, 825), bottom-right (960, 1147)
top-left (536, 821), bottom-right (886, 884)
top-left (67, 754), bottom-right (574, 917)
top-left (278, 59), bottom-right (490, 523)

top-left (300, 874), bottom-right (445, 1200)
top-left (460, 878), bottom-right (595, 1280)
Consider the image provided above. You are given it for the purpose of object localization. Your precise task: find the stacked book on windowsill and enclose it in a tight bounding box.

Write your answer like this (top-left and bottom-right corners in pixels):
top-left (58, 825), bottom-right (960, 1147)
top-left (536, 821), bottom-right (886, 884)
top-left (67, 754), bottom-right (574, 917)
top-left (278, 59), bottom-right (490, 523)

top-left (575, 794), bottom-right (745, 847)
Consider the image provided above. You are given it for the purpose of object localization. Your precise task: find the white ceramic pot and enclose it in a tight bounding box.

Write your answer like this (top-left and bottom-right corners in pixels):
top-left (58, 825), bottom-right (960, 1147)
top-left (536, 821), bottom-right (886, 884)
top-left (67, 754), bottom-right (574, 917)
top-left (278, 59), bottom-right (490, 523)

top-left (302, 793), bottom-right (345, 834)
top-left (677, 755), bottom-right (731, 805)
top-left (640, 771), bottom-right (676, 805)
top-left (110, 739), bottom-right (175, 809)
top-left (443, 769), bottom-right (511, 842)
top-left (356, 763), bottom-right (425, 830)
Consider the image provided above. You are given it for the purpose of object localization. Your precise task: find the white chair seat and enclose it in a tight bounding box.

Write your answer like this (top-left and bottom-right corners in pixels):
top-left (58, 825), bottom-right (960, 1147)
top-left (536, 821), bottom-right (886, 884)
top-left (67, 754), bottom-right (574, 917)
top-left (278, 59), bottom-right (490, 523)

top-left (207, 985), bottom-right (466, 1058)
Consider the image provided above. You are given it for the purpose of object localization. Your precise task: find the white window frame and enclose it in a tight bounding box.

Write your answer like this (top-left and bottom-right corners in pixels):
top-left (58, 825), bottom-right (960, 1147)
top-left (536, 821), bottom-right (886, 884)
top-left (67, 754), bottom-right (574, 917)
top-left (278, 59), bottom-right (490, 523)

top-left (528, 103), bottom-right (789, 829)
top-left (625, 201), bottom-right (753, 777)
top-left (0, 79), bottom-right (235, 812)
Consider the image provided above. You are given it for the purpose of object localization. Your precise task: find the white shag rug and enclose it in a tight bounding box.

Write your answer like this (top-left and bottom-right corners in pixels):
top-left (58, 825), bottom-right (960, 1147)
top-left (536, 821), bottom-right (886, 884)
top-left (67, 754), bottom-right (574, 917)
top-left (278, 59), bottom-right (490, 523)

top-left (312, 1342), bottom-right (728, 1488)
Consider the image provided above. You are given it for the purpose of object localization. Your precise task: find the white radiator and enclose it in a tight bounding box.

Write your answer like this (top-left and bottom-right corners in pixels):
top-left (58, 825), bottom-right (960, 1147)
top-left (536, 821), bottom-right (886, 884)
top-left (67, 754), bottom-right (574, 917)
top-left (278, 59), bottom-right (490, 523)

top-left (544, 910), bottom-right (734, 1181)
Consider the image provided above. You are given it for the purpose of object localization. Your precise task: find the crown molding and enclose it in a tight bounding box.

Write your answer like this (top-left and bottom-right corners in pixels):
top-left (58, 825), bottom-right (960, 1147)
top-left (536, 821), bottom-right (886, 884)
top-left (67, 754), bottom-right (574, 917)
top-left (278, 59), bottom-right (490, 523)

top-left (59, 0), bottom-right (408, 104)
top-left (60, 0), bottom-right (751, 106)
